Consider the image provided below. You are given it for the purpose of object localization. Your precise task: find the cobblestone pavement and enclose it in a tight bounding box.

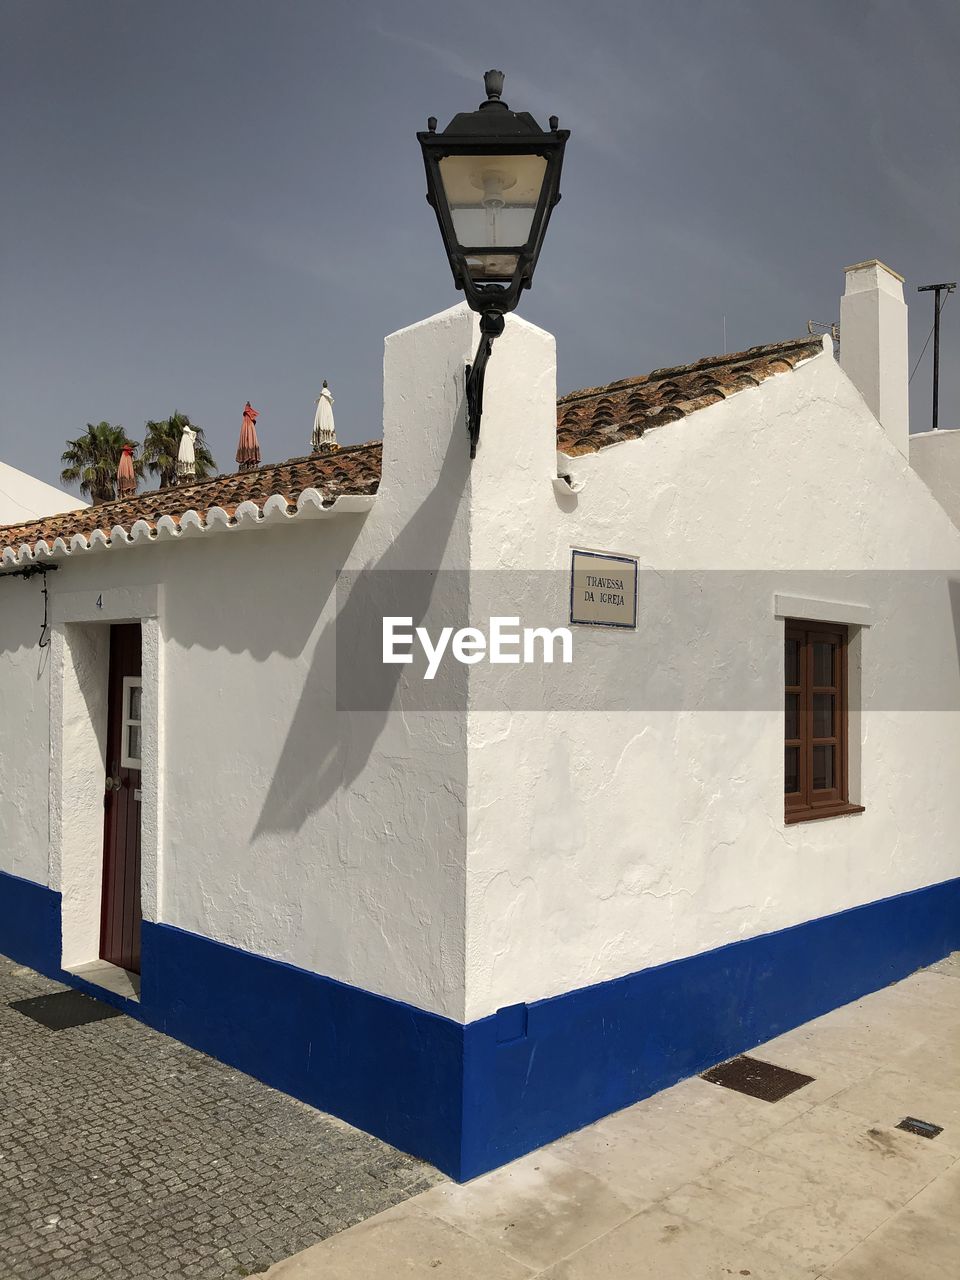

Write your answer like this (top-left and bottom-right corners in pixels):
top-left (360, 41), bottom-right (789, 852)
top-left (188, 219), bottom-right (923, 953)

top-left (0, 957), bottom-right (444, 1279)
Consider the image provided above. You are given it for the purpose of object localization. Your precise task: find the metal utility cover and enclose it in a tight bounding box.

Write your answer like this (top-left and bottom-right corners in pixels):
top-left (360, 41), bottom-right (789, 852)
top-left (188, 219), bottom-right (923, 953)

top-left (9, 990), bottom-right (124, 1030)
top-left (701, 1055), bottom-right (814, 1102)
top-left (896, 1116), bottom-right (943, 1139)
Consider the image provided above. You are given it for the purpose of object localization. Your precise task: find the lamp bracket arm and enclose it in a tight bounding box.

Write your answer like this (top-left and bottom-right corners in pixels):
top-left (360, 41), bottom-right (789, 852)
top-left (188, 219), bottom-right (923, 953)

top-left (465, 311), bottom-right (505, 459)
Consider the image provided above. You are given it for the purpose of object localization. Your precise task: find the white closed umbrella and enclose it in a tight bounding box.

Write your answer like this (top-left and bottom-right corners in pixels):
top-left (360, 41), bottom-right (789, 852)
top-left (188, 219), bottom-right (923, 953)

top-left (177, 425), bottom-right (197, 480)
top-left (312, 381), bottom-right (336, 450)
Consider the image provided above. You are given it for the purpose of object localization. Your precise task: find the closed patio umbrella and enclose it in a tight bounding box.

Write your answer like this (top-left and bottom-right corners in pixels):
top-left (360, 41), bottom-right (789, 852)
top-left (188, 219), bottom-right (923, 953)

top-left (177, 424), bottom-right (197, 480)
top-left (117, 444), bottom-right (137, 498)
top-left (312, 381), bottom-right (337, 451)
top-left (237, 401), bottom-right (261, 471)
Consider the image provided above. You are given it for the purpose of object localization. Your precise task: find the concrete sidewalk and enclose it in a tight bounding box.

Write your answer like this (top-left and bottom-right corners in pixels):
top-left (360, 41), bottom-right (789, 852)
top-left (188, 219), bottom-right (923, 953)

top-left (257, 955), bottom-right (960, 1279)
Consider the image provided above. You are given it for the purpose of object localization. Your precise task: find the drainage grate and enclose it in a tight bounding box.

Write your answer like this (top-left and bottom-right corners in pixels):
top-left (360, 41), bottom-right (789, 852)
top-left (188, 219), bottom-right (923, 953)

top-left (9, 989), bottom-right (124, 1030)
top-left (701, 1055), bottom-right (814, 1102)
top-left (897, 1116), bottom-right (943, 1139)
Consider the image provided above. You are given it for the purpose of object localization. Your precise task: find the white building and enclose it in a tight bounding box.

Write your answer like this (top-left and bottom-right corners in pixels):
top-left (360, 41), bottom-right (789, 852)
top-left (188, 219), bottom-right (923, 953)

top-left (911, 428), bottom-right (960, 529)
top-left (1, 260), bottom-right (958, 1180)
top-left (0, 460), bottom-right (86, 525)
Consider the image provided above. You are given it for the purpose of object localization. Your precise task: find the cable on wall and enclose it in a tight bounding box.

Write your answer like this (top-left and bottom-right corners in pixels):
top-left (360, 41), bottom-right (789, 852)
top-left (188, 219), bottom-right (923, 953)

top-left (0, 562), bottom-right (59, 648)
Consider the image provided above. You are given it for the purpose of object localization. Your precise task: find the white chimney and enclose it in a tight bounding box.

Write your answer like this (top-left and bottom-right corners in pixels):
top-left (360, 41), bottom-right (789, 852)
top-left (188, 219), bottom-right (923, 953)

top-left (839, 259), bottom-right (909, 456)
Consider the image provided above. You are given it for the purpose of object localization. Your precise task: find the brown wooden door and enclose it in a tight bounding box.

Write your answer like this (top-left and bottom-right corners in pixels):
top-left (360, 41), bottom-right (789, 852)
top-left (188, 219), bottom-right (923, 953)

top-left (100, 623), bottom-right (143, 973)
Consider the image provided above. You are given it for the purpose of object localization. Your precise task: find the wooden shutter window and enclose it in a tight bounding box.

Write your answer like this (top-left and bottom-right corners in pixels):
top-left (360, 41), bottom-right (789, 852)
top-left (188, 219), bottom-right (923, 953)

top-left (784, 621), bottom-right (863, 824)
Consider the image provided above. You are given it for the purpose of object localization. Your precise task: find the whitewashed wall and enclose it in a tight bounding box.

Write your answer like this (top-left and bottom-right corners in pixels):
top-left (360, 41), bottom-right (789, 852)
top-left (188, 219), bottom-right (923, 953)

top-left (0, 588), bottom-right (51, 882)
top-left (463, 333), bottom-right (960, 1019)
top-left (911, 428), bottom-right (960, 529)
top-left (30, 431), bottom-right (471, 1022)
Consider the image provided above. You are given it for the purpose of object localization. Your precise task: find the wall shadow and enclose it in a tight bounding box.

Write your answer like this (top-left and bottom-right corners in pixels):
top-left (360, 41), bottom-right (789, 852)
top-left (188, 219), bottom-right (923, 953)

top-left (949, 578), bottom-right (960, 683)
top-left (160, 518), bottom-right (367, 663)
top-left (252, 416), bottom-right (470, 839)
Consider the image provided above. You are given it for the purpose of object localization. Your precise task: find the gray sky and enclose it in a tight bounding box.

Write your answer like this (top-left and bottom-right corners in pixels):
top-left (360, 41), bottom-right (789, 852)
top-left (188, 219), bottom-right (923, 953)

top-left (2, 0), bottom-right (958, 493)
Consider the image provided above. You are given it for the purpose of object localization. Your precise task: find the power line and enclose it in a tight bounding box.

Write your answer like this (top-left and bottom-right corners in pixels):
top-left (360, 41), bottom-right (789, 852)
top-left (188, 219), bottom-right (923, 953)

top-left (909, 313), bottom-right (939, 384)
top-left (909, 289), bottom-right (950, 383)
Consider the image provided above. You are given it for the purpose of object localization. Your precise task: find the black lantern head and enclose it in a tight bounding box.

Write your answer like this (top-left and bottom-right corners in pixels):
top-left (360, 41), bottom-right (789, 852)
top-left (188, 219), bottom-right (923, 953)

top-left (418, 70), bottom-right (569, 316)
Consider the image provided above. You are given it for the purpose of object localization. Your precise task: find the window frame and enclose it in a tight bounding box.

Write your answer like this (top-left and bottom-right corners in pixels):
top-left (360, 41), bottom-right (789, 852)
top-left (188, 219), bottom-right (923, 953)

top-left (784, 620), bottom-right (863, 825)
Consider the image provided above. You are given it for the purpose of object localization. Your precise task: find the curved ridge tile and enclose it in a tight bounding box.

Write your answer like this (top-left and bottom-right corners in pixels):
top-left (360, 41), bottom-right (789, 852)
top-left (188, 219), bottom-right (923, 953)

top-left (205, 506), bottom-right (233, 529)
top-left (130, 520), bottom-right (155, 542)
top-left (178, 511), bottom-right (205, 535)
top-left (234, 501), bottom-right (262, 526)
top-left (261, 494), bottom-right (293, 521)
top-left (155, 515), bottom-right (181, 539)
top-left (296, 488), bottom-right (327, 515)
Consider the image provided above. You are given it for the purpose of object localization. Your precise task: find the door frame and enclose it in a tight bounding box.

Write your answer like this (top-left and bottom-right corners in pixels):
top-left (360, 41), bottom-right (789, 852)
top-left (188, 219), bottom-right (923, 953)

top-left (48, 586), bottom-right (163, 979)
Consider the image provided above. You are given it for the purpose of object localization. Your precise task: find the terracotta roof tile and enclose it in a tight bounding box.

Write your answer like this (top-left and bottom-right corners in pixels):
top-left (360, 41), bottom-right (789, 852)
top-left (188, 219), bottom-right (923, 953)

top-left (2, 336), bottom-right (825, 560)
top-left (557, 336), bottom-right (824, 456)
top-left (1, 442), bottom-right (382, 551)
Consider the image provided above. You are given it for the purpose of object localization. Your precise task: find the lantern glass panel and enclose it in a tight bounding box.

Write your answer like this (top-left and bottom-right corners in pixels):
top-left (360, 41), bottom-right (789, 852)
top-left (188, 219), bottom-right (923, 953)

top-left (439, 153), bottom-right (548, 251)
top-left (463, 252), bottom-right (520, 282)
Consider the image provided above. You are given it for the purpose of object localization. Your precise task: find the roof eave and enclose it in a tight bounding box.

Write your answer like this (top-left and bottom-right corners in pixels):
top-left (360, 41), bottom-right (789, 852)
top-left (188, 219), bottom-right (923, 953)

top-left (0, 491), bottom-right (377, 569)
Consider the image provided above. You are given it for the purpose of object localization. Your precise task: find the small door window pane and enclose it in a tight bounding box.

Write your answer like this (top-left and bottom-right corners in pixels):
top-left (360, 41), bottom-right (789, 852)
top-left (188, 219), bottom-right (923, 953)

top-left (785, 746), bottom-right (799, 794)
top-left (813, 641), bottom-right (834, 687)
top-left (120, 677), bottom-right (143, 769)
top-left (813, 693), bottom-right (834, 739)
top-left (812, 744), bottom-right (834, 791)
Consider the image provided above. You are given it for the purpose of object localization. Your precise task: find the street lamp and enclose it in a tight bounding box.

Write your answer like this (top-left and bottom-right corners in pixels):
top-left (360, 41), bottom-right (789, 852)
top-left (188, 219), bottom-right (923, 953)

top-left (418, 70), bottom-right (569, 457)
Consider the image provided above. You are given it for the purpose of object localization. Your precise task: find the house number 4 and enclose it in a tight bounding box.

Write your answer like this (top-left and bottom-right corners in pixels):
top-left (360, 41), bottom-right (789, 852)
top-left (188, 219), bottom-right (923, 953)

top-left (96, 595), bottom-right (103, 609)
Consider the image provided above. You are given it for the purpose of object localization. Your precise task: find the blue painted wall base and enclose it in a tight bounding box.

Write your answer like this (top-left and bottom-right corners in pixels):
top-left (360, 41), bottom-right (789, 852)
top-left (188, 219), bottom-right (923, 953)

top-left (0, 868), bottom-right (62, 977)
top-left (2, 867), bottom-right (959, 1181)
top-left (460, 875), bottom-right (960, 1177)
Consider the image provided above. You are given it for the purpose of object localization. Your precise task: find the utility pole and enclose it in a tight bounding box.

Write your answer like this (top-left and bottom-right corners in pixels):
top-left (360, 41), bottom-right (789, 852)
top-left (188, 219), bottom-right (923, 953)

top-left (917, 282), bottom-right (956, 430)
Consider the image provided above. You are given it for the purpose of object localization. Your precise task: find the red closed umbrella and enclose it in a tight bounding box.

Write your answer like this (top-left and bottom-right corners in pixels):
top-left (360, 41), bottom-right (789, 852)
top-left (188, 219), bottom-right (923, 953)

top-left (117, 444), bottom-right (137, 498)
top-left (237, 401), bottom-right (261, 471)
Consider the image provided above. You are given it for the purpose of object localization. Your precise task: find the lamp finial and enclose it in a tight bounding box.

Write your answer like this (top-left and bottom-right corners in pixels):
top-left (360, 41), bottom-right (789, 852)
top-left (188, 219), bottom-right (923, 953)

top-left (482, 69), bottom-right (505, 105)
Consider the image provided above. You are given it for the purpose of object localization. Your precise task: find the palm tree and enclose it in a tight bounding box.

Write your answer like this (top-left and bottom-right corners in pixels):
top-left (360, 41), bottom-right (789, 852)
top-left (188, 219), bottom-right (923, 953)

top-left (60, 422), bottom-right (143, 504)
top-left (142, 412), bottom-right (217, 489)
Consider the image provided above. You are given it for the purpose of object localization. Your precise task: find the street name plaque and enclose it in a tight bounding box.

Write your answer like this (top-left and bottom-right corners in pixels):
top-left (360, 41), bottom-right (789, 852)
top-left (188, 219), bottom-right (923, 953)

top-left (569, 549), bottom-right (638, 629)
